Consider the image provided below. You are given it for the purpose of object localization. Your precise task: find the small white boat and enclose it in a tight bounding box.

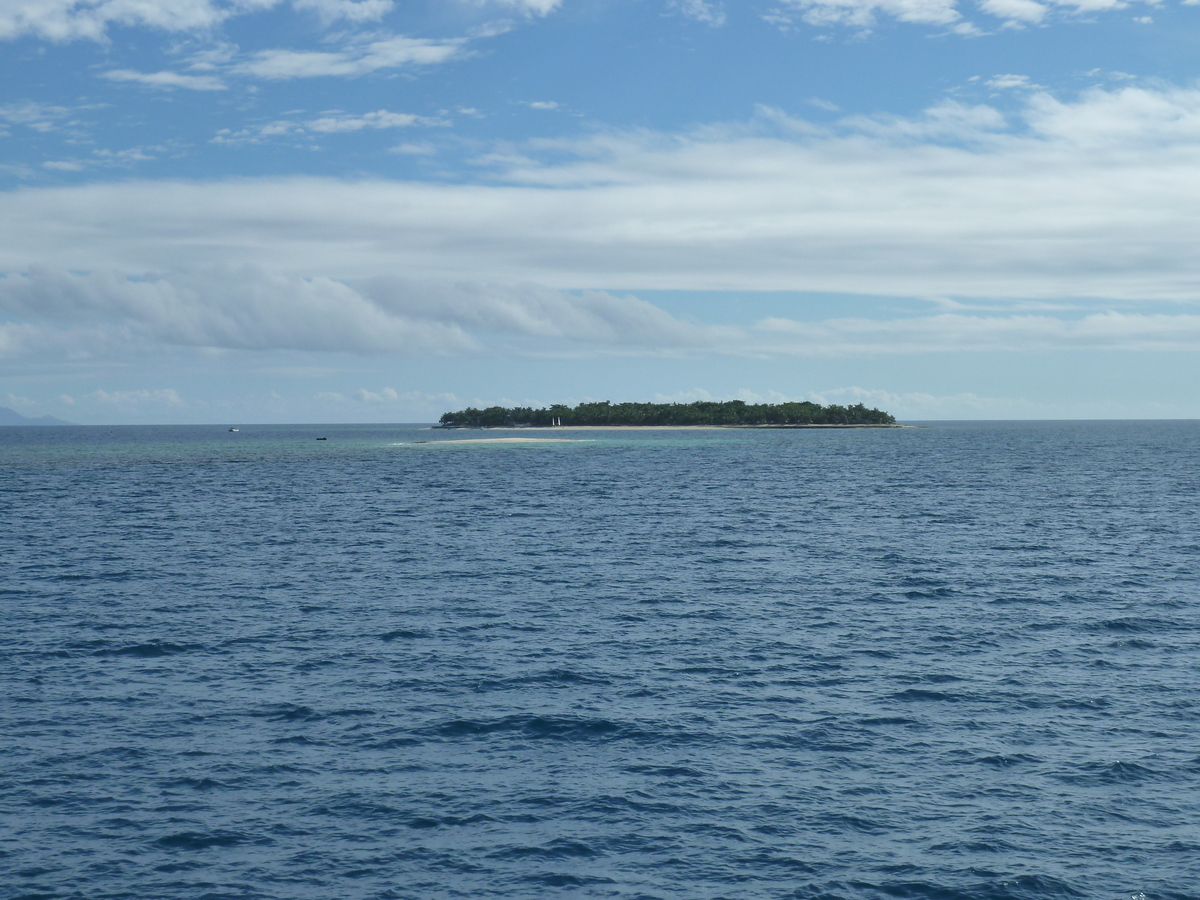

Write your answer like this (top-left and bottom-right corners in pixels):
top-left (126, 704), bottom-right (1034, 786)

top-left (229, 428), bottom-right (239, 432)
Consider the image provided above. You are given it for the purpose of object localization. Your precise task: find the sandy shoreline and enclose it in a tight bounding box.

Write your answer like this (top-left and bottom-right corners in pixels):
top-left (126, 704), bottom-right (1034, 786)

top-left (433, 424), bottom-right (909, 431)
top-left (403, 437), bottom-right (591, 444)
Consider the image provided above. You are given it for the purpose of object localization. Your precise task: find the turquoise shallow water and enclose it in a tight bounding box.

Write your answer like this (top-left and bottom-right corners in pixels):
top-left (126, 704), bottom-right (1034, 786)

top-left (3, 421), bottom-right (1199, 900)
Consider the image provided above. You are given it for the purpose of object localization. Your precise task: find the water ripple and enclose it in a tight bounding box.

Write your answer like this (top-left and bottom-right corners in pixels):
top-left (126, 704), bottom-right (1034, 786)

top-left (3, 421), bottom-right (1200, 899)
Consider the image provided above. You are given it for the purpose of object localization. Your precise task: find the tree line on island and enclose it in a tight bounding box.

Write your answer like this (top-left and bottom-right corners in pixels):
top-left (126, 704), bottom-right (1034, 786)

top-left (438, 400), bottom-right (896, 428)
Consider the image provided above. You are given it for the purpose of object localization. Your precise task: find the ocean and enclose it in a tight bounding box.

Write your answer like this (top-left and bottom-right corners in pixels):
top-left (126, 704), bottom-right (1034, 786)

top-left (3, 421), bottom-right (1198, 900)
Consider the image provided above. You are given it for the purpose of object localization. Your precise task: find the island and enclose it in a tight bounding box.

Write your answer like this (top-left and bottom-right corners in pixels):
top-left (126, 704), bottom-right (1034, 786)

top-left (0, 406), bottom-right (74, 426)
top-left (438, 400), bottom-right (896, 428)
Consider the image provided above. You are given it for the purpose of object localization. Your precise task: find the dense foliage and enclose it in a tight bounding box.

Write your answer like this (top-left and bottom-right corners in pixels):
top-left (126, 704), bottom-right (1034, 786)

top-left (438, 400), bottom-right (895, 427)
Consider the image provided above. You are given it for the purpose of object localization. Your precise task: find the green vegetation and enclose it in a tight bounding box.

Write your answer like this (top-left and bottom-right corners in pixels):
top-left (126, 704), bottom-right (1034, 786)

top-left (438, 400), bottom-right (896, 428)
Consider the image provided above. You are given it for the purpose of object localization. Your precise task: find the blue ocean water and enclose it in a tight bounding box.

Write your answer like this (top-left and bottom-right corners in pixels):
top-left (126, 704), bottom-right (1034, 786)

top-left (3, 421), bottom-right (1199, 900)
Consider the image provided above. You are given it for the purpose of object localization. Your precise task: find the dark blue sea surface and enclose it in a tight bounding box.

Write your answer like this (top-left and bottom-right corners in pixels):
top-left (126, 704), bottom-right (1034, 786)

top-left (3, 421), bottom-right (1199, 900)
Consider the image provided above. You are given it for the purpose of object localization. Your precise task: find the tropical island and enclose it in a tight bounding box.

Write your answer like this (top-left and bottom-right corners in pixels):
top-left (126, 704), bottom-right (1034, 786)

top-left (438, 400), bottom-right (896, 428)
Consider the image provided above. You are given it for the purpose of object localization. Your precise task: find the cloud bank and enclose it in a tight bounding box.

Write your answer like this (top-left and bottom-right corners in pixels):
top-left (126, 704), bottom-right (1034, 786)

top-left (6, 84), bottom-right (1200, 302)
top-left (103, 69), bottom-right (228, 91)
top-left (0, 0), bottom-right (501, 89)
top-left (0, 267), bottom-right (731, 362)
top-left (5, 265), bottom-right (1200, 365)
top-left (0, 0), bottom-right (1162, 48)
top-left (6, 84), bottom-right (1200, 363)
top-left (235, 35), bottom-right (465, 79)
top-left (769, 0), bottom-right (1159, 30)
top-left (0, 0), bottom-right (401, 41)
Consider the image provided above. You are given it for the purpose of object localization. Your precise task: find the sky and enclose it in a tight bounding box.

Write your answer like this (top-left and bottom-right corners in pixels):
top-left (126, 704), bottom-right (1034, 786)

top-left (3, 0), bottom-right (1200, 423)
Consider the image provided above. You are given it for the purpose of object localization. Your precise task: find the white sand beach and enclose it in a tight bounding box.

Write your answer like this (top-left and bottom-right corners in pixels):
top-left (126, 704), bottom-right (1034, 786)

top-left (402, 437), bottom-right (592, 445)
top-left (431, 424), bottom-right (906, 431)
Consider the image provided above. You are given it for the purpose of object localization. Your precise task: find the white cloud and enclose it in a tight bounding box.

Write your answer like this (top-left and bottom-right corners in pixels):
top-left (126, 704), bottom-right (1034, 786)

top-left (0, 267), bottom-right (725, 361)
top-left (773, 0), bottom-right (961, 28)
top-left (985, 73), bottom-right (1042, 91)
top-left (8, 265), bottom-right (1200, 364)
top-left (362, 278), bottom-right (733, 347)
top-left (236, 34), bottom-right (464, 79)
top-left (1057, 0), bottom-right (1125, 10)
top-left (214, 108), bottom-right (445, 143)
top-left (1022, 85), bottom-right (1200, 147)
top-left (670, 0), bottom-right (727, 26)
top-left (0, 0), bottom-right (400, 42)
top-left (0, 101), bottom-right (75, 131)
top-left (292, 0), bottom-right (392, 23)
top-left (306, 109), bottom-right (445, 132)
top-left (837, 98), bottom-right (1007, 140)
top-left (3, 391), bottom-right (38, 408)
top-left (103, 69), bottom-right (227, 91)
top-left (390, 141), bottom-right (437, 155)
top-left (771, 0), bottom-right (1157, 29)
top-left (754, 311), bottom-right (1200, 354)
top-left (93, 146), bottom-right (158, 163)
top-left (978, 0), bottom-right (1047, 23)
top-left (0, 0), bottom-right (243, 41)
top-left (10, 85), bottom-right (1200, 312)
top-left (480, 0), bottom-right (562, 14)
top-left (0, 266), bottom-right (476, 358)
top-left (527, 101), bottom-right (560, 111)
top-left (184, 41), bottom-right (239, 71)
top-left (34, 144), bottom-right (166, 173)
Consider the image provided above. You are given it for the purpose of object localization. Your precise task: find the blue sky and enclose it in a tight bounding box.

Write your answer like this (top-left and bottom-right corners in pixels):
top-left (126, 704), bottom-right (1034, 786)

top-left (3, 0), bottom-right (1200, 423)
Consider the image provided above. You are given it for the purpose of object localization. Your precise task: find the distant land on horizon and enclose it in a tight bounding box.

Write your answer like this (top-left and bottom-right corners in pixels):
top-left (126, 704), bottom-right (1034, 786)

top-left (0, 407), bottom-right (74, 426)
top-left (439, 400), bottom-right (896, 428)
